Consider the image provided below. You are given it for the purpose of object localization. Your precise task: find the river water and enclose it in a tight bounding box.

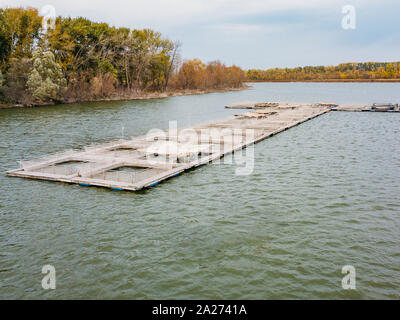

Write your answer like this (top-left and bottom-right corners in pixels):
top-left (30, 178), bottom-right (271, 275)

top-left (0, 82), bottom-right (399, 299)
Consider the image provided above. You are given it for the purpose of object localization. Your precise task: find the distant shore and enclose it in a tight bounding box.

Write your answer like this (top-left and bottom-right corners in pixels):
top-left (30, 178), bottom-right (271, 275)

top-left (0, 86), bottom-right (250, 109)
top-left (246, 79), bottom-right (400, 83)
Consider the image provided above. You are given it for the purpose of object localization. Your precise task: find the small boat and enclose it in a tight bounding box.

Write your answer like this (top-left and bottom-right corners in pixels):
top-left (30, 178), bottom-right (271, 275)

top-left (371, 103), bottom-right (397, 112)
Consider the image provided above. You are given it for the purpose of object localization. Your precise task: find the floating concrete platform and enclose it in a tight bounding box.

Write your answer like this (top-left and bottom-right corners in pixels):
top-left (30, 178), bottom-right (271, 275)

top-left (332, 104), bottom-right (400, 112)
top-left (6, 101), bottom-right (398, 192)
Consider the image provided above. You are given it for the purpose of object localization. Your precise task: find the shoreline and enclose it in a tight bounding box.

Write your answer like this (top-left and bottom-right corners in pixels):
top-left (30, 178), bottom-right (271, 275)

top-left (247, 79), bottom-right (400, 83)
top-left (0, 86), bottom-right (250, 110)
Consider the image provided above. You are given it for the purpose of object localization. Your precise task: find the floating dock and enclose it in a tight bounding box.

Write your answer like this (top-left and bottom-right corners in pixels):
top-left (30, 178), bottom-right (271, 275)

top-left (332, 103), bottom-right (400, 112)
top-left (5, 102), bottom-right (399, 191)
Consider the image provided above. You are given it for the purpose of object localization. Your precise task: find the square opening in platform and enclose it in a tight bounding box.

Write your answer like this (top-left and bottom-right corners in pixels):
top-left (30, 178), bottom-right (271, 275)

top-left (110, 166), bottom-right (149, 174)
top-left (55, 160), bottom-right (88, 167)
top-left (91, 165), bottom-right (166, 185)
top-left (35, 160), bottom-right (90, 176)
top-left (105, 146), bottom-right (141, 158)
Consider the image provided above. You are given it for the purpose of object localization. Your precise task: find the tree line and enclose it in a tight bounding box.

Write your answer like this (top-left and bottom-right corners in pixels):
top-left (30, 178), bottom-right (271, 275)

top-left (247, 62), bottom-right (400, 81)
top-left (0, 7), bottom-right (245, 106)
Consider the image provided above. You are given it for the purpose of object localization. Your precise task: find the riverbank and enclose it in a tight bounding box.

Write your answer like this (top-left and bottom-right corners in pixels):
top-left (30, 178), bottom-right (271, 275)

top-left (0, 86), bottom-right (250, 109)
top-left (247, 79), bottom-right (400, 83)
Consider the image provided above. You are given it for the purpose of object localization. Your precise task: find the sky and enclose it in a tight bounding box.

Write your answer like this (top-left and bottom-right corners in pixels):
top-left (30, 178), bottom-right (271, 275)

top-left (1, 0), bottom-right (399, 69)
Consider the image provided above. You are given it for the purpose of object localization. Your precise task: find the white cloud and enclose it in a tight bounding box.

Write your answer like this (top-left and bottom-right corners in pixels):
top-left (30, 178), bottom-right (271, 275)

top-left (1, 0), bottom-right (398, 68)
top-left (216, 23), bottom-right (282, 33)
top-left (0, 0), bottom-right (341, 28)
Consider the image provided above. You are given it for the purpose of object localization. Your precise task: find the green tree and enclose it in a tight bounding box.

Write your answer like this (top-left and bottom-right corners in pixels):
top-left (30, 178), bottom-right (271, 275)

top-left (27, 48), bottom-right (67, 102)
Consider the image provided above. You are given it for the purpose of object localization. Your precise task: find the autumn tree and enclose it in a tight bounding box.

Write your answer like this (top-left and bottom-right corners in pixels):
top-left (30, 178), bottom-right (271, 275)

top-left (0, 7), bottom-right (244, 105)
top-left (0, 70), bottom-right (4, 98)
top-left (0, 8), bottom-right (42, 62)
top-left (246, 62), bottom-right (400, 81)
top-left (385, 63), bottom-right (395, 78)
top-left (5, 57), bottom-right (33, 104)
top-left (172, 59), bottom-right (244, 90)
top-left (174, 59), bottom-right (206, 89)
top-left (0, 10), bottom-right (11, 69)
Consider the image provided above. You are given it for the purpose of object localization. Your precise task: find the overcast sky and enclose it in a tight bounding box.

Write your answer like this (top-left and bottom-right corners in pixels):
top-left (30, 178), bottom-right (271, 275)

top-left (1, 0), bottom-right (399, 69)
